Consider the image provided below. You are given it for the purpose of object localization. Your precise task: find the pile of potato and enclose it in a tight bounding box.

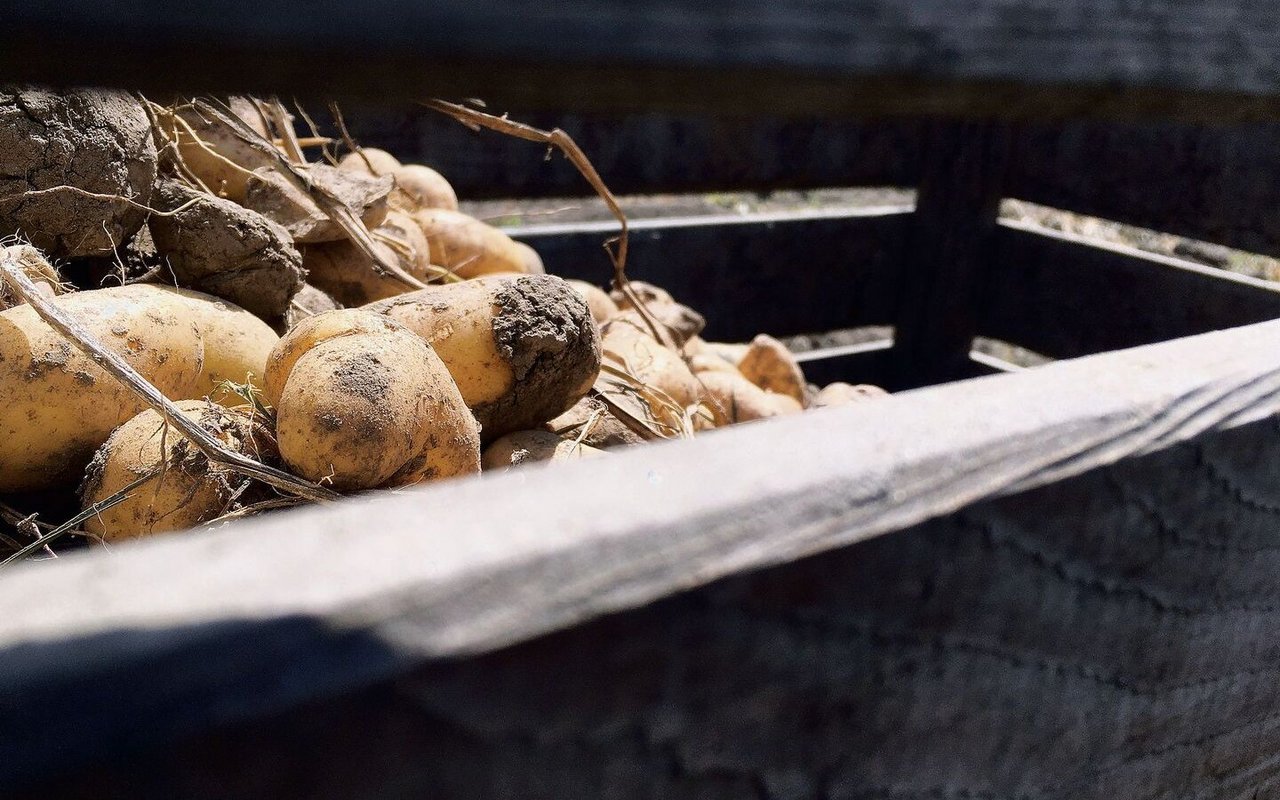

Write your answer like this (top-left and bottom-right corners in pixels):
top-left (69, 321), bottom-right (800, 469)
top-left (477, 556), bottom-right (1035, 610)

top-left (0, 87), bottom-right (887, 548)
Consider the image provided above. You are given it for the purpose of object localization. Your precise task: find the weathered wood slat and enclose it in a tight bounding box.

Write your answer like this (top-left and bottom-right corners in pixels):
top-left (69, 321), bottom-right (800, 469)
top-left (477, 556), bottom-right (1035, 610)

top-left (984, 220), bottom-right (1280, 359)
top-left (890, 121), bottom-right (1009, 389)
top-left (511, 208), bottom-right (911, 341)
top-left (34, 414), bottom-right (1280, 798)
top-left (8, 2), bottom-right (1280, 117)
top-left (360, 111), bottom-right (1280, 257)
top-left (4, 318), bottom-right (1280, 790)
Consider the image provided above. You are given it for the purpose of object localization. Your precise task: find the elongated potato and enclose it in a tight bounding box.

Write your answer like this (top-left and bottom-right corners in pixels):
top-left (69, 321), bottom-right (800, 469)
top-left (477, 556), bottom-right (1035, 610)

top-left (303, 210), bottom-right (431, 306)
top-left (0, 284), bottom-right (277, 492)
top-left (697, 371), bottom-right (803, 426)
top-left (482, 430), bottom-right (604, 470)
top-left (269, 309), bottom-right (480, 491)
top-left (514, 241), bottom-right (545, 275)
top-left (601, 319), bottom-right (701, 408)
top-left (366, 275), bottom-right (600, 441)
top-left (610, 281), bottom-right (706, 346)
top-left (412, 209), bottom-right (527, 278)
top-left (80, 400), bottom-right (278, 541)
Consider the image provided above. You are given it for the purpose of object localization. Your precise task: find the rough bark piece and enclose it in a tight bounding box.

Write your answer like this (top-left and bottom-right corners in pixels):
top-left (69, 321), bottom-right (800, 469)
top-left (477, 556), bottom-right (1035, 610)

top-left (148, 180), bottom-right (305, 319)
top-left (0, 87), bottom-right (157, 258)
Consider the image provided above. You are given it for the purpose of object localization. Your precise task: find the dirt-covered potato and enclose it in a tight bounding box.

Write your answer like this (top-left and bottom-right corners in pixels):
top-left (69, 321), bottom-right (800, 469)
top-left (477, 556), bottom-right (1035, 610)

top-left (0, 87), bottom-right (157, 258)
top-left (697, 371), bottom-right (803, 426)
top-left (367, 274), bottom-right (601, 442)
top-left (392, 164), bottom-right (459, 212)
top-left (338, 148), bottom-right (401, 176)
top-left (302, 210), bottom-right (431, 307)
top-left (0, 284), bottom-right (277, 492)
top-left (601, 319), bottom-right (701, 408)
top-left (268, 309), bottom-right (480, 491)
top-left (566, 279), bottom-right (618, 324)
top-left (412, 208), bottom-right (528, 278)
top-left (738, 334), bottom-right (807, 405)
top-left (545, 395), bottom-right (645, 450)
top-left (482, 430), bottom-right (604, 470)
top-left (0, 245), bottom-right (65, 310)
top-left (79, 400), bottom-right (278, 541)
top-left (812, 382), bottom-right (890, 409)
top-left (153, 101), bottom-right (280, 202)
top-left (242, 163), bottom-right (393, 244)
top-left (149, 179), bottom-right (305, 319)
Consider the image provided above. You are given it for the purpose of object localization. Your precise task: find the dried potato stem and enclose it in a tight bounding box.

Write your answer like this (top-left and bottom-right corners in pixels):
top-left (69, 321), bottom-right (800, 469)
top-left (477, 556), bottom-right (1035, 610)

top-left (0, 250), bottom-right (337, 504)
top-left (421, 99), bottom-right (673, 348)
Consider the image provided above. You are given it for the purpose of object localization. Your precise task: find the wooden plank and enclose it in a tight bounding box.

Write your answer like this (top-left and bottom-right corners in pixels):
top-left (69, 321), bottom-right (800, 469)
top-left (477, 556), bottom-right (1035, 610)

top-left (8, 2), bottom-right (1280, 118)
top-left (984, 220), bottom-right (1280, 359)
top-left (890, 121), bottom-right (1009, 389)
top-left (510, 207), bottom-right (911, 341)
top-left (1008, 120), bottom-right (1280, 258)
top-left (34, 413), bottom-right (1280, 798)
top-left (5, 318), bottom-right (1280, 789)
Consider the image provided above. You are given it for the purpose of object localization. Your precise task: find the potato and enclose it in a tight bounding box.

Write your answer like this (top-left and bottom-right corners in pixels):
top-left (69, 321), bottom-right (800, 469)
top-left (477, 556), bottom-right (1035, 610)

top-left (243, 163), bottom-right (394, 244)
top-left (412, 209), bottom-right (528, 278)
top-left (154, 102), bottom-right (278, 202)
top-left (601, 319), bottom-right (700, 408)
top-left (277, 284), bottom-right (341, 334)
top-left (149, 179), bottom-right (305, 320)
top-left (545, 395), bottom-right (645, 450)
top-left (366, 274), bottom-right (600, 441)
top-left (0, 245), bottom-right (65, 310)
top-left (392, 164), bottom-right (459, 212)
top-left (610, 281), bottom-right (705, 347)
top-left (338, 148), bottom-right (401, 176)
top-left (687, 353), bottom-right (741, 376)
top-left (269, 309), bottom-right (480, 491)
top-left (738, 334), bottom-right (807, 405)
top-left (812, 382), bottom-right (890, 409)
top-left (302, 210), bottom-right (431, 306)
top-left (511, 242), bottom-right (543, 275)
top-left (0, 88), bottom-right (157, 258)
top-left (79, 400), bottom-right (278, 541)
top-left (566, 279), bottom-right (618, 324)
top-left (0, 284), bottom-right (277, 492)
top-left (697, 371), bottom-right (803, 426)
top-left (482, 430), bottom-right (604, 470)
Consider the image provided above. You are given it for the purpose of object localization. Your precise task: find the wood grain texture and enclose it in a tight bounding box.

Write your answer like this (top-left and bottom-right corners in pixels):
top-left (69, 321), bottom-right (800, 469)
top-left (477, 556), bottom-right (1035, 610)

top-left (4, 319), bottom-right (1280, 790)
top-left (984, 220), bottom-right (1280, 359)
top-left (891, 121), bottom-right (1009, 389)
top-left (358, 111), bottom-right (1280, 257)
top-left (8, 2), bottom-right (1280, 117)
top-left (511, 208), bottom-right (911, 341)
top-left (25, 415), bottom-right (1280, 799)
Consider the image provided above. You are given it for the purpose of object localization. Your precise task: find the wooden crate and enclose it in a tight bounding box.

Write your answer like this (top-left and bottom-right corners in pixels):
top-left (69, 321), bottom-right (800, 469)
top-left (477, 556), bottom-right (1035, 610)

top-left (4, 2), bottom-right (1280, 797)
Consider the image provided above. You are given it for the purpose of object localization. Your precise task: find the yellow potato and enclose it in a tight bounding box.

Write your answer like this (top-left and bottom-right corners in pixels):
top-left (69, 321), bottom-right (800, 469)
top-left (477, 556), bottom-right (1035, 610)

top-left (412, 209), bottom-right (527, 278)
top-left (270, 309), bottom-right (480, 491)
top-left (545, 396), bottom-right (645, 450)
top-left (338, 148), bottom-right (402, 176)
top-left (601, 319), bottom-right (701, 408)
top-left (566, 279), bottom-right (618, 324)
top-left (697, 371), bottom-right (803, 426)
top-left (392, 164), bottom-right (459, 212)
top-left (366, 275), bottom-right (600, 441)
top-left (738, 334), bottom-right (807, 405)
top-left (812, 382), bottom-right (890, 409)
top-left (302, 210), bottom-right (432, 306)
top-left (482, 430), bottom-right (604, 470)
top-left (153, 104), bottom-right (277, 202)
top-left (0, 284), bottom-right (277, 492)
top-left (0, 245), bottom-right (65, 310)
top-left (610, 281), bottom-right (705, 346)
top-left (80, 400), bottom-right (277, 541)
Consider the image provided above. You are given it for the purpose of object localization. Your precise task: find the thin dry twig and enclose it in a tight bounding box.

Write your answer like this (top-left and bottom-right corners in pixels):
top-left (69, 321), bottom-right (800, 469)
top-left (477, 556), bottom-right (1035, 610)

top-left (266, 96), bottom-right (306, 164)
top-left (0, 250), bottom-right (337, 504)
top-left (421, 99), bottom-right (673, 347)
